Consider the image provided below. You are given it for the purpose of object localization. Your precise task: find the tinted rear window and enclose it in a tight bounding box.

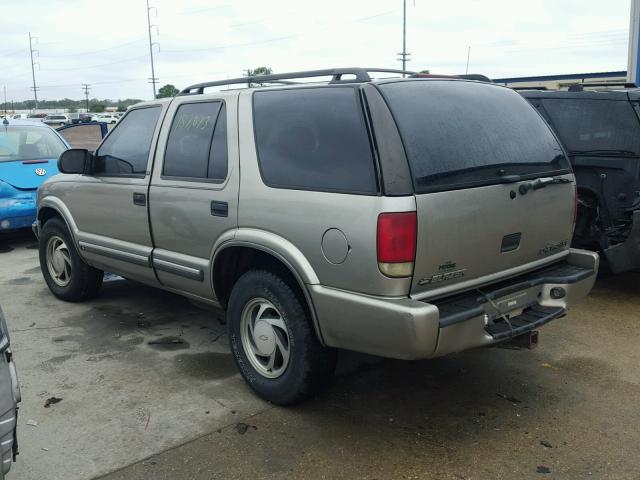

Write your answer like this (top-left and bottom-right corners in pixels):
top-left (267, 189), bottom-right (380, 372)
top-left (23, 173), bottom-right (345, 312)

top-left (253, 87), bottom-right (377, 194)
top-left (539, 98), bottom-right (640, 155)
top-left (379, 80), bottom-right (568, 193)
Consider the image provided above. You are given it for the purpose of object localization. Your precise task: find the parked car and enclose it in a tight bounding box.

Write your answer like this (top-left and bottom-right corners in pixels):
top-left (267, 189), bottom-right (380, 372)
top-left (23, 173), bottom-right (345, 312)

top-left (522, 89), bottom-right (640, 274)
top-left (34, 68), bottom-right (598, 405)
top-left (0, 119), bottom-right (68, 231)
top-left (26, 113), bottom-right (47, 122)
top-left (10, 114), bottom-right (29, 121)
top-left (94, 113), bottom-right (118, 124)
top-left (43, 115), bottom-right (70, 127)
top-left (0, 307), bottom-right (21, 477)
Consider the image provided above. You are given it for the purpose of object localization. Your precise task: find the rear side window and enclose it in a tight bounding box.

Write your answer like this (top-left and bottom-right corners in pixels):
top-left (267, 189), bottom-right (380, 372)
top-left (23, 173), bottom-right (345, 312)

top-left (379, 81), bottom-right (569, 193)
top-left (253, 87), bottom-right (377, 194)
top-left (163, 101), bottom-right (228, 181)
top-left (539, 98), bottom-right (640, 155)
top-left (94, 106), bottom-right (161, 176)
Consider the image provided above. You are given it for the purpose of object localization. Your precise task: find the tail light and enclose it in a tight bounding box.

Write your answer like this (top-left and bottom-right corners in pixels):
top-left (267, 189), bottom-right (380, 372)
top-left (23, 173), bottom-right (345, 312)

top-left (377, 212), bottom-right (417, 277)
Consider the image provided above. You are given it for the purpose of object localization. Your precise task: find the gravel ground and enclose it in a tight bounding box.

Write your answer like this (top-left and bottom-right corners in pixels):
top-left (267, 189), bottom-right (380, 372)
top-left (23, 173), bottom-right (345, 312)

top-left (1, 230), bottom-right (639, 480)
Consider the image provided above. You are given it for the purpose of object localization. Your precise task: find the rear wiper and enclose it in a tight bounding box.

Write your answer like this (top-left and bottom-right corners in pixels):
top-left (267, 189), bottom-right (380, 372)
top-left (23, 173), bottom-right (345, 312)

top-left (568, 149), bottom-right (638, 157)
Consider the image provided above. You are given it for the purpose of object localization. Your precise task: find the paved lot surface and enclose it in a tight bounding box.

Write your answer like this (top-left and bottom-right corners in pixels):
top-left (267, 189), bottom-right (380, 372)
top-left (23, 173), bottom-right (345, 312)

top-left (1, 231), bottom-right (639, 480)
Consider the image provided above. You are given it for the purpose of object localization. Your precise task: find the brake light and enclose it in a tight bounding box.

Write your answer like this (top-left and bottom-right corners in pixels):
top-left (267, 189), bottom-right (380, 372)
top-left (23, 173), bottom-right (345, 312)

top-left (377, 212), bottom-right (417, 277)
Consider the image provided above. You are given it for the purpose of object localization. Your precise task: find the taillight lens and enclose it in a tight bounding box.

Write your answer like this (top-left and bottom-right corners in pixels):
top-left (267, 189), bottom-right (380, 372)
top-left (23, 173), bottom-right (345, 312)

top-left (377, 212), bottom-right (417, 277)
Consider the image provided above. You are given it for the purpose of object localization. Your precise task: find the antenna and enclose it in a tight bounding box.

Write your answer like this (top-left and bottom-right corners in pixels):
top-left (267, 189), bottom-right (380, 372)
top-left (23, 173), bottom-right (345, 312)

top-left (28, 32), bottom-right (40, 111)
top-left (146, 0), bottom-right (160, 99)
top-left (465, 46), bottom-right (471, 75)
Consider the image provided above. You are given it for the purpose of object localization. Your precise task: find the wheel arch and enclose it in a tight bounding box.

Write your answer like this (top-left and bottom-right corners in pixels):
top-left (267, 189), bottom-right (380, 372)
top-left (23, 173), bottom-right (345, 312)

top-left (212, 240), bottom-right (325, 344)
top-left (37, 198), bottom-right (80, 244)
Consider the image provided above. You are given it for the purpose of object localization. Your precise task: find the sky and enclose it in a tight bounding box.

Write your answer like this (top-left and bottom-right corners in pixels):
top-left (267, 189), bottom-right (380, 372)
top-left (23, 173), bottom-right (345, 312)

top-left (0, 0), bottom-right (633, 102)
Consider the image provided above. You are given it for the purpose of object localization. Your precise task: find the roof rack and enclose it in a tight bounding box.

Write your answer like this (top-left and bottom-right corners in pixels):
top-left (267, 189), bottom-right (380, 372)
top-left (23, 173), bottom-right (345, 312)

top-left (179, 67), bottom-right (417, 95)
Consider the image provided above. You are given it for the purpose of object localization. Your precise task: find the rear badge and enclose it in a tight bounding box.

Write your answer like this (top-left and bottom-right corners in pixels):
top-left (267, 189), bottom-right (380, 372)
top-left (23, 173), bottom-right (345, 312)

top-left (539, 239), bottom-right (568, 256)
top-left (35, 168), bottom-right (46, 176)
top-left (419, 261), bottom-right (466, 286)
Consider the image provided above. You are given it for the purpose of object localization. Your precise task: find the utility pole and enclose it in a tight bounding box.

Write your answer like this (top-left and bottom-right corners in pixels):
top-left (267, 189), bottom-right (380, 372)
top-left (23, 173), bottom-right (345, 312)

top-left (82, 84), bottom-right (91, 112)
top-left (397, 0), bottom-right (411, 76)
top-left (465, 46), bottom-right (471, 74)
top-left (146, 0), bottom-right (159, 99)
top-left (28, 32), bottom-right (40, 111)
top-left (3, 86), bottom-right (6, 116)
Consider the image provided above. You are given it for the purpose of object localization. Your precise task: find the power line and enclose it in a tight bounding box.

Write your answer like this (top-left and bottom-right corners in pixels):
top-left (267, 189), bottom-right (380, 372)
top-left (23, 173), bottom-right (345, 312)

top-left (28, 32), bottom-right (40, 110)
top-left (40, 38), bottom-right (147, 59)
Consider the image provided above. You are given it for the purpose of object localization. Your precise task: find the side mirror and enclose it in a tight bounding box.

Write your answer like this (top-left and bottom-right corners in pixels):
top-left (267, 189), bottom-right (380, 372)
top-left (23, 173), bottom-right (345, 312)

top-left (58, 149), bottom-right (90, 174)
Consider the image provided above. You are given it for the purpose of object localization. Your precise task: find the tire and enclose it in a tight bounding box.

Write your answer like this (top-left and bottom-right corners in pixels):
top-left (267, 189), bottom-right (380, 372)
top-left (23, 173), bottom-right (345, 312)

top-left (39, 217), bottom-right (103, 302)
top-left (227, 270), bottom-right (336, 405)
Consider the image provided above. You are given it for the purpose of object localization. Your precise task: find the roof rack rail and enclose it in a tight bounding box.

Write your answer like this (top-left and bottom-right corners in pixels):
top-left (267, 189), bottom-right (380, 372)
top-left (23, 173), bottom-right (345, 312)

top-left (179, 67), bottom-right (417, 95)
top-left (512, 86), bottom-right (549, 91)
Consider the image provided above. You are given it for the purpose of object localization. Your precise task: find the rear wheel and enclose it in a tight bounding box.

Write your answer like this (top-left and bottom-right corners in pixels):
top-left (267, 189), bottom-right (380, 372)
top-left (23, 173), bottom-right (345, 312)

top-left (39, 217), bottom-right (103, 302)
top-left (227, 270), bottom-right (336, 405)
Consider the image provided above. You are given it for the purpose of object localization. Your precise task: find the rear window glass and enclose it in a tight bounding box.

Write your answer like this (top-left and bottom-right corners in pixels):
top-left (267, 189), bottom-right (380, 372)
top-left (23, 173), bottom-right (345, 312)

top-left (253, 87), bottom-right (377, 194)
top-left (539, 98), bottom-right (640, 155)
top-left (379, 81), bottom-right (569, 193)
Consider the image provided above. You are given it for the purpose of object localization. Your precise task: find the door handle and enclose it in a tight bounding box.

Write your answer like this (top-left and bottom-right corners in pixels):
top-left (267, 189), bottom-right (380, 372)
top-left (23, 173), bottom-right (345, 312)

top-left (210, 201), bottom-right (228, 217)
top-left (133, 192), bottom-right (146, 206)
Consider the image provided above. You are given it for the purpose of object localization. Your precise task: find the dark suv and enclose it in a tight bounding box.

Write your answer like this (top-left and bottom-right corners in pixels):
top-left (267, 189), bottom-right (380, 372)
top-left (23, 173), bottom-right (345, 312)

top-left (522, 90), bottom-right (640, 273)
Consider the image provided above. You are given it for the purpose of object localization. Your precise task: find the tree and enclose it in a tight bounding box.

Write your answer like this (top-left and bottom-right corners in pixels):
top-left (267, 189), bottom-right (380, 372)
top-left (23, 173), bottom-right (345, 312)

top-left (89, 103), bottom-right (106, 113)
top-left (246, 67), bottom-right (273, 76)
top-left (157, 84), bottom-right (179, 98)
top-left (245, 67), bottom-right (273, 87)
top-left (419, 69), bottom-right (430, 74)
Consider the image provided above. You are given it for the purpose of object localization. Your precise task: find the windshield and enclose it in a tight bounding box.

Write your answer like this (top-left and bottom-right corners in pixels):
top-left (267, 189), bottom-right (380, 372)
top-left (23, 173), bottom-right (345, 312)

top-left (379, 80), bottom-right (569, 193)
top-left (0, 125), bottom-right (67, 162)
top-left (539, 98), bottom-right (640, 155)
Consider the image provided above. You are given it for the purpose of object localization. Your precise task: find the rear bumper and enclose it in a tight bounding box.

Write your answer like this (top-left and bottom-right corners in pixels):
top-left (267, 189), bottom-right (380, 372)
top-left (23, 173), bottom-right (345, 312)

top-left (311, 249), bottom-right (599, 360)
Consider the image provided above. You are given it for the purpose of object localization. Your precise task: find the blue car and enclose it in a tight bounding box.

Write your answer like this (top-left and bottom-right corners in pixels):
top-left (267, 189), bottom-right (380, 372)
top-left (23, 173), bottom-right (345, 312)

top-left (0, 119), bottom-right (69, 231)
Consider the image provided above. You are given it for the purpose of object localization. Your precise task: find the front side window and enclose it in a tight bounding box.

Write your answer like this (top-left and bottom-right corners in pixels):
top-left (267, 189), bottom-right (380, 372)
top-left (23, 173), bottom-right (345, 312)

top-left (253, 87), bottom-right (377, 194)
top-left (93, 106), bottom-right (161, 176)
top-left (163, 101), bottom-right (228, 181)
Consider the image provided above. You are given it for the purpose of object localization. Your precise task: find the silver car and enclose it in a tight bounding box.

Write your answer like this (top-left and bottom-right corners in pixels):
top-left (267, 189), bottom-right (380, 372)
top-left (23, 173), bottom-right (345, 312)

top-left (34, 68), bottom-right (598, 405)
top-left (0, 309), bottom-right (20, 478)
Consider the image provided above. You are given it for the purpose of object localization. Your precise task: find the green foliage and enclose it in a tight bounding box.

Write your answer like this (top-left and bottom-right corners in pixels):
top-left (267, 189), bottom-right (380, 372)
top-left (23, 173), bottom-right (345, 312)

top-left (89, 103), bottom-right (106, 113)
top-left (157, 84), bottom-right (179, 98)
top-left (11, 97), bottom-right (143, 112)
top-left (419, 69), bottom-right (430, 74)
top-left (246, 67), bottom-right (273, 76)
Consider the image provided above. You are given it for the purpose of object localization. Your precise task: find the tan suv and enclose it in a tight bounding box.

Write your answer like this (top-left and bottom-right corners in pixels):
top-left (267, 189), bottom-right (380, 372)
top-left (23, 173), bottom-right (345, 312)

top-left (35, 68), bottom-right (598, 404)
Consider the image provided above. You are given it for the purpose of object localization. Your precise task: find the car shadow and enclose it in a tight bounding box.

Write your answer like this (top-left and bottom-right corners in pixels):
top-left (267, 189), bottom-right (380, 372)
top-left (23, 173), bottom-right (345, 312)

top-left (0, 229), bottom-right (38, 253)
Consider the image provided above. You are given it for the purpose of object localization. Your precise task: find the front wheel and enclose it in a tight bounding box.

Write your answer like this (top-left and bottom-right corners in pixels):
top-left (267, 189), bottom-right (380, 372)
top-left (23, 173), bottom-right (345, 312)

top-left (39, 217), bottom-right (103, 302)
top-left (227, 270), bottom-right (336, 405)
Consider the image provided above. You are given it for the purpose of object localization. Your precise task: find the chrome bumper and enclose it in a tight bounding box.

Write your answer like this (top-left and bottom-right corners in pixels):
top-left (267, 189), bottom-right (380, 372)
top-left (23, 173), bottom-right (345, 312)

top-left (311, 249), bottom-right (599, 360)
